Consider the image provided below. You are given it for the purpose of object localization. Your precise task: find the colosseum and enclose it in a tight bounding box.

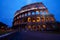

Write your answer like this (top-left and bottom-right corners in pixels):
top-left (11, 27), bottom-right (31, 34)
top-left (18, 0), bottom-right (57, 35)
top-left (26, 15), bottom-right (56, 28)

top-left (13, 2), bottom-right (58, 31)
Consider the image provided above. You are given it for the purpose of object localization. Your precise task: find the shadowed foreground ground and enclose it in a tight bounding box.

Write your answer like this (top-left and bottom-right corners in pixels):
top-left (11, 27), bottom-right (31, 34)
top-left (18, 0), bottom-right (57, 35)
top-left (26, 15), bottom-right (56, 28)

top-left (0, 30), bottom-right (60, 40)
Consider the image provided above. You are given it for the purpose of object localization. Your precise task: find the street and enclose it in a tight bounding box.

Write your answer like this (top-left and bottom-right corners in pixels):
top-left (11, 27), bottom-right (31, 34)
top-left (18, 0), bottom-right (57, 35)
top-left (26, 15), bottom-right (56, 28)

top-left (0, 30), bottom-right (60, 40)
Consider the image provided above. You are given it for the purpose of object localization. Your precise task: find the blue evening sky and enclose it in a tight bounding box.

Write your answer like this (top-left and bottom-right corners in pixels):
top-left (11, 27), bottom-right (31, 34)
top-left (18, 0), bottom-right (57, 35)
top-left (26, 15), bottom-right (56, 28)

top-left (0, 0), bottom-right (60, 27)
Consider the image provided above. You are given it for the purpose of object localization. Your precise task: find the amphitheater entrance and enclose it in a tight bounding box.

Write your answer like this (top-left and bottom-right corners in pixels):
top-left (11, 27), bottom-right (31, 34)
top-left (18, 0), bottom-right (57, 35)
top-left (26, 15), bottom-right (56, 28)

top-left (19, 24), bottom-right (27, 31)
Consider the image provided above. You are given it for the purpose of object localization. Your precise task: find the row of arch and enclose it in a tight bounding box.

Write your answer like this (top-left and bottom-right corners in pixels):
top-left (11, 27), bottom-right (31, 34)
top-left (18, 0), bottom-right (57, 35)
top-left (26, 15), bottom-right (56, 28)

top-left (20, 24), bottom-right (55, 31)
top-left (14, 11), bottom-right (48, 21)
top-left (14, 16), bottom-right (55, 26)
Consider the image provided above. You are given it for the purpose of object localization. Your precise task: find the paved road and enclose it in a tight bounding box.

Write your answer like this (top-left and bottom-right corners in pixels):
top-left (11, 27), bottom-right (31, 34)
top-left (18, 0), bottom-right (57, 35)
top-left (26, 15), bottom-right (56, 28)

top-left (0, 31), bottom-right (60, 40)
